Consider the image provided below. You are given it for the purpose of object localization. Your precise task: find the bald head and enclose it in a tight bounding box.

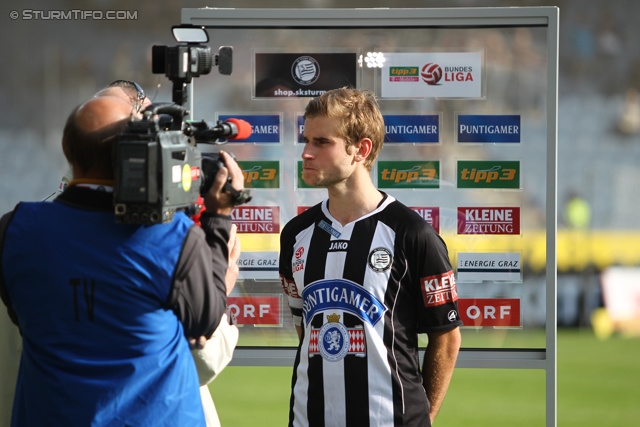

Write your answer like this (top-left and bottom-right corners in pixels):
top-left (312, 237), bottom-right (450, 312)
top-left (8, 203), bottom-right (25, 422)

top-left (95, 86), bottom-right (134, 103)
top-left (95, 86), bottom-right (151, 118)
top-left (62, 96), bottom-right (132, 180)
top-left (75, 96), bottom-right (132, 133)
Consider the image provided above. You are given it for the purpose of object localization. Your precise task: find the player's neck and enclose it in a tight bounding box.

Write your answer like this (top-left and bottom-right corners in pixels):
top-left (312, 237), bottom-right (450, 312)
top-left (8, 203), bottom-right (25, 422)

top-left (327, 178), bottom-right (382, 226)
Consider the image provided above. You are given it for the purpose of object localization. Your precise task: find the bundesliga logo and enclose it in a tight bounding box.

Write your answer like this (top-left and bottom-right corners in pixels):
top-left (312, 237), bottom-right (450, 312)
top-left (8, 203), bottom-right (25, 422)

top-left (421, 63), bottom-right (442, 85)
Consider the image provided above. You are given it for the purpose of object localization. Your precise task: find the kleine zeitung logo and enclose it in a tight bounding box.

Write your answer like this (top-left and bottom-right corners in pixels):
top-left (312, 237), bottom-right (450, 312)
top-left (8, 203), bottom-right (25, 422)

top-left (231, 206), bottom-right (280, 233)
top-left (457, 207), bottom-right (521, 235)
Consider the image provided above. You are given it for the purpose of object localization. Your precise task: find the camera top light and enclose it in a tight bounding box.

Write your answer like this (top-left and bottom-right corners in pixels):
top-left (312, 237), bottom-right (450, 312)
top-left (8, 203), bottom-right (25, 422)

top-left (171, 25), bottom-right (209, 43)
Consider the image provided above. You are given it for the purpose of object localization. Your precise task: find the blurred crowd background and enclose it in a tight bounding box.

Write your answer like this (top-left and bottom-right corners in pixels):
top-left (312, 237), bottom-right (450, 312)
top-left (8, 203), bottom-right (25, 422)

top-left (2, 0), bottom-right (640, 225)
top-left (1, 0), bottom-right (639, 331)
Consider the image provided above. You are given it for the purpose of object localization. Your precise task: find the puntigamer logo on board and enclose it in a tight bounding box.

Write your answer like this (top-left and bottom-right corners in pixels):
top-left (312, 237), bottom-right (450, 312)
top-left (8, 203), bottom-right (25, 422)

top-left (377, 161), bottom-right (440, 189)
top-left (457, 160), bottom-right (520, 189)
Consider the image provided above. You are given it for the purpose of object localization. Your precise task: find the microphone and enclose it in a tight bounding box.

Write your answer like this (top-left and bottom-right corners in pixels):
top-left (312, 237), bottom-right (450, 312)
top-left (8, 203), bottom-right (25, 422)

top-left (188, 118), bottom-right (252, 143)
top-left (214, 118), bottom-right (252, 140)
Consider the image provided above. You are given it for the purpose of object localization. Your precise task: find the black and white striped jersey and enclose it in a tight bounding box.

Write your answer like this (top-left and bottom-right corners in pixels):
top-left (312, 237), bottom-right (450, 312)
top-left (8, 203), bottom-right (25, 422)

top-left (279, 193), bottom-right (462, 427)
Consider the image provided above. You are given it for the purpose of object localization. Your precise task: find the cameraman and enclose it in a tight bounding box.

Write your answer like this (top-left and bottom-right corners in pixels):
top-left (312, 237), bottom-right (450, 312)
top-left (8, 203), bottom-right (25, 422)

top-left (38, 80), bottom-right (240, 427)
top-left (0, 95), bottom-right (244, 426)
top-left (95, 79), bottom-right (240, 427)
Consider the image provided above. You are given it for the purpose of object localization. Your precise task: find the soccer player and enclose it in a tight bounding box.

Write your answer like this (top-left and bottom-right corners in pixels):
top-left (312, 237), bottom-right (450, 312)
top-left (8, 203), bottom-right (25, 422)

top-left (279, 87), bottom-right (462, 426)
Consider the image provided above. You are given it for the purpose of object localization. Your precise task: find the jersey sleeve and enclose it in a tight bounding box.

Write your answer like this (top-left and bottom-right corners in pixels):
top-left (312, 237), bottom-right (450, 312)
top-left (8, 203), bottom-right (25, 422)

top-left (279, 221), bottom-right (303, 328)
top-left (407, 222), bottom-right (463, 333)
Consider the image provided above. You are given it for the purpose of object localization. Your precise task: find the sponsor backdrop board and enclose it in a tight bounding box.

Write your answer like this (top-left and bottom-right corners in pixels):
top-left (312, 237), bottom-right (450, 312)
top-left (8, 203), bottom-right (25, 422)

top-left (182, 7), bottom-right (558, 363)
top-left (185, 10), bottom-right (549, 332)
top-left (182, 7), bottom-right (559, 425)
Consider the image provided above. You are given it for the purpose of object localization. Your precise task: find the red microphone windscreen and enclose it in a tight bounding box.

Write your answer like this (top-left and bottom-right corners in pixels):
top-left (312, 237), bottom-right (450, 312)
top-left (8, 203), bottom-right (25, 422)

top-left (226, 118), bottom-right (252, 140)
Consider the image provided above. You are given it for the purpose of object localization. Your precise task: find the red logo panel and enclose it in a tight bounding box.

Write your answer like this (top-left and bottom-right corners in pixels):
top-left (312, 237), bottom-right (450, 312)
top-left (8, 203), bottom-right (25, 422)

top-left (420, 270), bottom-right (458, 308)
top-left (231, 206), bottom-right (280, 233)
top-left (458, 298), bottom-right (521, 327)
top-left (227, 295), bottom-right (282, 325)
top-left (457, 207), bottom-right (520, 235)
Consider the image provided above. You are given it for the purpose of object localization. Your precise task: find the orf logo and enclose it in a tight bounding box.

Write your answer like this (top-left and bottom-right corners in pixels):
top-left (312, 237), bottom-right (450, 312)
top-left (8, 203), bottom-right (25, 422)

top-left (421, 63), bottom-right (443, 85)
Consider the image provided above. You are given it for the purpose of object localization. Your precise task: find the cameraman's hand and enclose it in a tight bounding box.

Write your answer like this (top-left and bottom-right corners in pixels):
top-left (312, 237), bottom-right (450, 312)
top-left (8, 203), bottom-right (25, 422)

top-left (189, 335), bottom-right (207, 350)
top-left (204, 151), bottom-right (245, 216)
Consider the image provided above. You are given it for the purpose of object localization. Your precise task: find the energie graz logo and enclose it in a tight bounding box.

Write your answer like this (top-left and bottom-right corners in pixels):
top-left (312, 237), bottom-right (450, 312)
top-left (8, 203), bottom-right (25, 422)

top-left (457, 160), bottom-right (519, 189)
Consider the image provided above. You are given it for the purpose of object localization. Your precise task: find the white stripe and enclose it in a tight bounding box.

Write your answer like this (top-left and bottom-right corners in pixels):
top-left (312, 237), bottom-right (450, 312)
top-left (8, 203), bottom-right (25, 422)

top-left (322, 312), bottom-right (346, 427)
top-left (293, 332), bottom-right (310, 427)
top-left (291, 222), bottom-right (315, 427)
top-left (390, 259), bottom-right (409, 415)
top-left (322, 223), bottom-right (351, 427)
top-left (365, 221), bottom-right (396, 424)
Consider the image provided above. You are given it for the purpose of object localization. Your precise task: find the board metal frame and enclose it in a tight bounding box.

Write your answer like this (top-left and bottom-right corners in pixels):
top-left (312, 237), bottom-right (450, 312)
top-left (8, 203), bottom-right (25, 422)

top-left (182, 7), bottom-right (559, 426)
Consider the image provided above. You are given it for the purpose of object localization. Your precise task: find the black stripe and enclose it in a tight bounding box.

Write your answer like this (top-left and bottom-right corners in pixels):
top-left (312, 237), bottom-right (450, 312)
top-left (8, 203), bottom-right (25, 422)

top-left (304, 218), bottom-right (331, 426)
top-left (288, 345), bottom-right (301, 427)
top-left (343, 218), bottom-right (377, 426)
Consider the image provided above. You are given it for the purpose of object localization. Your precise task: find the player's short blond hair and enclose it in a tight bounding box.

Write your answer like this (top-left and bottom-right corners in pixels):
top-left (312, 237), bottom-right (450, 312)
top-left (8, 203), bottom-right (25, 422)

top-left (304, 87), bottom-right (385, 171)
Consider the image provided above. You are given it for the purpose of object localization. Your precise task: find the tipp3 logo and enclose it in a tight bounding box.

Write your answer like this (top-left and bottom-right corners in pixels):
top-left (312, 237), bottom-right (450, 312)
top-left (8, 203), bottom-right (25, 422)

top-left (377, 161), bottom-right (440, 189)
top-left (456, 160), bottom-right (520, 189)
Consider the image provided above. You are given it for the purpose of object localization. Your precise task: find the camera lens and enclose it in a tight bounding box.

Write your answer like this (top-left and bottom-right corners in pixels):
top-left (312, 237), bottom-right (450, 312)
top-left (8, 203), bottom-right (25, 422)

top-left (199, 153), bottom-right (223, 196)
top-left (191, 47), bottom-right (213, 76)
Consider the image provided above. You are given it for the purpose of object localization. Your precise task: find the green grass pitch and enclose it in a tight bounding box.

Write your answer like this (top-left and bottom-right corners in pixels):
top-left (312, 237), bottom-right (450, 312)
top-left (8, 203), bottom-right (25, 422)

top-left (209, 329), bottom-right (640, 426)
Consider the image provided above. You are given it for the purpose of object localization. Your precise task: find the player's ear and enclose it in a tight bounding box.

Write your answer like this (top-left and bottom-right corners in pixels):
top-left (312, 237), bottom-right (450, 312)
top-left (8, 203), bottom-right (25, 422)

top-left (353, 137), bottom-right (373, 163)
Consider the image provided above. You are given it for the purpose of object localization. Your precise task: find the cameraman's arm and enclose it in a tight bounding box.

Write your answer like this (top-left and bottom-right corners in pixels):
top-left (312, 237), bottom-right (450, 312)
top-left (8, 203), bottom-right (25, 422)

top-left (0, 210), bottom-right (21, 330)
top-left (167, 150), bottom-right (246, 339)
top-left (168, 219), bottom-right (230, 339)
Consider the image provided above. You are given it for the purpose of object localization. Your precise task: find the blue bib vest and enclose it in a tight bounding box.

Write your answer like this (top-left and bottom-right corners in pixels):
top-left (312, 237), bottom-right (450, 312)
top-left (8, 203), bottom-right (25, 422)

top-left (2, 201), bottom-right (205, 426)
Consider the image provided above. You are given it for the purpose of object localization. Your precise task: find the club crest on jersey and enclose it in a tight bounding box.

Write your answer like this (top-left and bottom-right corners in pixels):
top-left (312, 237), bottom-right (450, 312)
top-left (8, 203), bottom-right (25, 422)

top-left (308, 313), bottom-right (366, 361)
top-left (368, 247), bottom-right (392, 272)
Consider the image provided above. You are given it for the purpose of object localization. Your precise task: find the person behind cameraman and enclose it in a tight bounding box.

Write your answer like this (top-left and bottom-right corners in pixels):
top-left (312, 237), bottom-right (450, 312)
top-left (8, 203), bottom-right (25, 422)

top-left (0, 95), bottom-right (245, 426)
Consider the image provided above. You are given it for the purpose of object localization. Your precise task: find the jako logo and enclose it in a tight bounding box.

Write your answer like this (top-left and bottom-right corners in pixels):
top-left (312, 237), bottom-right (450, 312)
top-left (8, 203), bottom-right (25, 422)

top-left (421, 63), bottom-right (443, 85)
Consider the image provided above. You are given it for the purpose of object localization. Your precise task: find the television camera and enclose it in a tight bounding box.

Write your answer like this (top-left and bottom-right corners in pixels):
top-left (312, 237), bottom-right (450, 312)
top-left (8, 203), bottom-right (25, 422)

top-left (113, 26), bottom-right (251, 225)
